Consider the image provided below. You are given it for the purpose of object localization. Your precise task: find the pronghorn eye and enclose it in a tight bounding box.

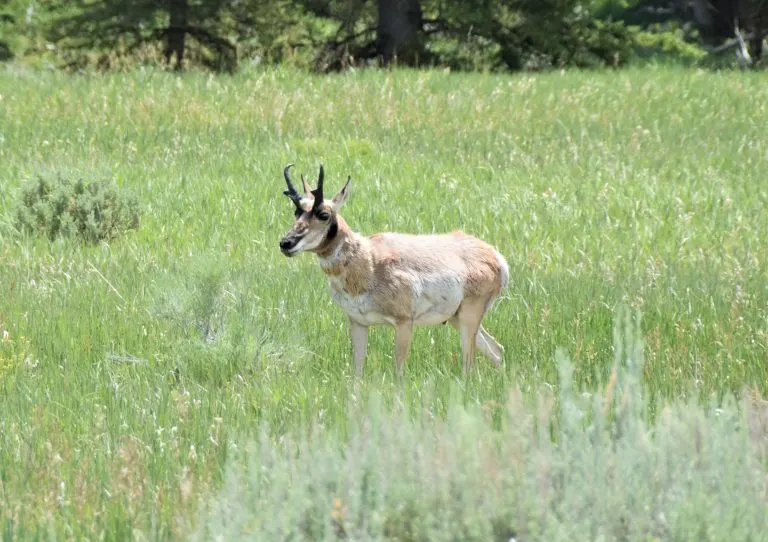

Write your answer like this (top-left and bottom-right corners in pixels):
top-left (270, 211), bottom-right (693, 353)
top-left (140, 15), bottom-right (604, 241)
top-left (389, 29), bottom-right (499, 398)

top-left (315, 211), bottom-right (330, 221)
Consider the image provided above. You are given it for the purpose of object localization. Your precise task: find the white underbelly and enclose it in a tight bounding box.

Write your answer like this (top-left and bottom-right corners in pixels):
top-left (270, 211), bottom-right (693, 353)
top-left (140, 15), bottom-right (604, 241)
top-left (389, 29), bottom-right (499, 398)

top-left (328, 275), bottom-right (464, 327)
top-left (331, 290), bottom-right (395, 326)
top-left (411, 277), bottom-right (463, 326)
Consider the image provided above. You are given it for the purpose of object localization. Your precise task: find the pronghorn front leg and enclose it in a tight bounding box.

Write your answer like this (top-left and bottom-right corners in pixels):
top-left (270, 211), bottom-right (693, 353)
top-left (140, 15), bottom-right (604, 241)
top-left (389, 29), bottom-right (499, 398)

top-left (349, 319), bottom-right (369, 378)
top-left (393, 322), bottom-right (414, 378)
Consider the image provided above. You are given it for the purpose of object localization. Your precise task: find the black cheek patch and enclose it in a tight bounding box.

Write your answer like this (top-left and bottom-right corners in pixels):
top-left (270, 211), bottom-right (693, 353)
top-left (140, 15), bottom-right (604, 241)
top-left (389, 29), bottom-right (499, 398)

top-left (326, 217), bottom-right (338, 241)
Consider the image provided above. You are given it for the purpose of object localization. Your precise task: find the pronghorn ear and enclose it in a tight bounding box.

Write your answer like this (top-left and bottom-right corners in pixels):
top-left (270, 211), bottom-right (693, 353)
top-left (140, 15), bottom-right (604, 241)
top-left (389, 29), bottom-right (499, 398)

top-left (300, 173), bottom-right (312, 195)
top-left (332, 176), bottom-right (351, 208)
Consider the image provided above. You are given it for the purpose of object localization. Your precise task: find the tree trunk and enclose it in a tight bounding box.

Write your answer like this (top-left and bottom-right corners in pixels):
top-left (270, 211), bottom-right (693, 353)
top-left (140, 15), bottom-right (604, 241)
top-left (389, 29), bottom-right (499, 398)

top-left (745, 0), bottom-right (768, 61)
top-left (692, 0), bottom-right (767, 60)
top-left (166, 0), bottom-right (189, 69)
top-left (748, 33), bottom-right (763, 60)
top-left (376, 0), bottom-right (423, 65)
top-left (691, 0), bottom-right (739, 42)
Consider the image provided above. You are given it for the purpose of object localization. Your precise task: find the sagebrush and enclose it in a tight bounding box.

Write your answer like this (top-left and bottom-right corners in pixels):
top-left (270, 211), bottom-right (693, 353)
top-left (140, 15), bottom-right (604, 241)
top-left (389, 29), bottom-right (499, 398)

top-left (197, 311), bottom-right (768, 541)
top-left (14, 173), bottom-right (140, 243)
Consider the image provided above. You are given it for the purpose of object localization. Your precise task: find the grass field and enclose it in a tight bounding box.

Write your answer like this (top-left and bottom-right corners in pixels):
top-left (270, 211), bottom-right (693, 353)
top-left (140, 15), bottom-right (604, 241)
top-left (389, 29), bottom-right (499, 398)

top-left (0, 65), bottom-right (767, 539)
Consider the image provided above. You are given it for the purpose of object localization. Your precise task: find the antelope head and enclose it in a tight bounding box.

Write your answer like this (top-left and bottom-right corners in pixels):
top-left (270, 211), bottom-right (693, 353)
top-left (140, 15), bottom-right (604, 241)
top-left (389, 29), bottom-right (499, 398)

top-left (279, 163), bottom-right (351, 257)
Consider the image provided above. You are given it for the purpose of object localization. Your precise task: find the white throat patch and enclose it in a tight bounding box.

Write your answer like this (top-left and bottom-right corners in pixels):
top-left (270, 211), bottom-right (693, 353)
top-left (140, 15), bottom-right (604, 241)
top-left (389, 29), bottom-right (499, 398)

top-left (318, 238), bottom-right (346, 268)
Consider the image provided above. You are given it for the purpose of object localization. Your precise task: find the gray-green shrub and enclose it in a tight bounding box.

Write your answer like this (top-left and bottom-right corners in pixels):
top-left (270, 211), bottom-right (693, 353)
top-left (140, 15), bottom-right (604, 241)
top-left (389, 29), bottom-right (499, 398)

top-left (196, 310), bottom-right (768, 541)
top-left (14, 173), bottom-right (140, 243)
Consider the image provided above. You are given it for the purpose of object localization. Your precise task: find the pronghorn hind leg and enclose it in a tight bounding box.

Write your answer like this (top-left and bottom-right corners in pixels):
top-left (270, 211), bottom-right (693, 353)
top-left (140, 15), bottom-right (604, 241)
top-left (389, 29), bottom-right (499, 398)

top-left (393, 321), bottom-right (413, 378)
top-left (477, 325), bottom-right (504, 367)
top-left (449, 298), bottom-right (504, 369)
top-left (453, 297), bottom-right (488, 374)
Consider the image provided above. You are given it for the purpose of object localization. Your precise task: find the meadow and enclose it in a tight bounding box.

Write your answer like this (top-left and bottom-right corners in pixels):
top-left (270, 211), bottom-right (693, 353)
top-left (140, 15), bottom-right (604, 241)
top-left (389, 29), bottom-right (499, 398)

top-left (0, 64), bottom-right (767, 540)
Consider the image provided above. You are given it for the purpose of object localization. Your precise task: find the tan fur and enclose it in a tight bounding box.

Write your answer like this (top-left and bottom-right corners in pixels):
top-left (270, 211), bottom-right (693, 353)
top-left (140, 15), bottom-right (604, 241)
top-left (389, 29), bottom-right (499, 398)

top-left (280, 169), bottom-right (509, 377)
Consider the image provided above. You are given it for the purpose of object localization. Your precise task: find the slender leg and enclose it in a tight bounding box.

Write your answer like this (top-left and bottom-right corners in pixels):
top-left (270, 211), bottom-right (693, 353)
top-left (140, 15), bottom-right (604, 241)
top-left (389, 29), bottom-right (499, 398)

top-left (459, 324), bottom-right (479, 374)
top-left (477, 325), bottom-right (504, 367)
top-left (349, 319), bottom-right (369, 379)
top-left (449, 319), bottom-right (504, 367)
top-left (455, 298), bottom-right (488, 374)
top-left (393, 322), bottom-right (413, 378)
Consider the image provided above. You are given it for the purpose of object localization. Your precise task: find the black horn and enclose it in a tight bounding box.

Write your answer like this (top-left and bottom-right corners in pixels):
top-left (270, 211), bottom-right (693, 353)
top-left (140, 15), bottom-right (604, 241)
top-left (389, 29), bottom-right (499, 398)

top-left (283, 164), bottom-right (302, 208)
top-left (310, 164), bottom-right (325, 213)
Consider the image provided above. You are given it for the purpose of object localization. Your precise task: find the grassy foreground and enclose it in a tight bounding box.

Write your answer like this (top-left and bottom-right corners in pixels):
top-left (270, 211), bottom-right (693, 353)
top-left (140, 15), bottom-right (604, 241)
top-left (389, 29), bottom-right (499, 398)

top-left (196, 313), bottom-right (768, 541)
top-left (0, 65), bottom-right (767, 539)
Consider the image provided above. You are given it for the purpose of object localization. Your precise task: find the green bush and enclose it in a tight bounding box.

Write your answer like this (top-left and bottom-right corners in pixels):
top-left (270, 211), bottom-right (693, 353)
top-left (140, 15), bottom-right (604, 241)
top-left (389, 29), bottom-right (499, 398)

top-left (14, 173), bottom-right (140, 243)
top-left (635, 25), bottom-right (707, 63)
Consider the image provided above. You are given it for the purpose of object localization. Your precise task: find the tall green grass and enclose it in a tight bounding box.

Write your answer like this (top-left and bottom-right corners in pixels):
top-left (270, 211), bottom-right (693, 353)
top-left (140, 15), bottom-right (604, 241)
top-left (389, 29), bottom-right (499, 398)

top-left (197, 310), bottom-right (768, 541)
top-left (0, 64), bottom-right (766, 538)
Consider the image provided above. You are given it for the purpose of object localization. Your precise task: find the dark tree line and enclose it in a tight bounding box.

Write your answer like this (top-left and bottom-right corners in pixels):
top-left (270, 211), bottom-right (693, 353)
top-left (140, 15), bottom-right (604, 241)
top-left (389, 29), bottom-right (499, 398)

top-left (689, 0), bottom-right (768, 60)
top-left (42, 0), bottom-right (252, 71)
top-left (1, 0), bottom-right (766, 71)
top-left (616, 0), bottom-right (767, 61)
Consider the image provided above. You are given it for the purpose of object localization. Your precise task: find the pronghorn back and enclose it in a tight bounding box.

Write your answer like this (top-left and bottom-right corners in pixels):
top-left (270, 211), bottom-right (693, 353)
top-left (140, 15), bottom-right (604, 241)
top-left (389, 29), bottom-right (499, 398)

top-left (318, 230), bottom-right (508, 329)
top-left (368, 231), bottom-right (508, 300)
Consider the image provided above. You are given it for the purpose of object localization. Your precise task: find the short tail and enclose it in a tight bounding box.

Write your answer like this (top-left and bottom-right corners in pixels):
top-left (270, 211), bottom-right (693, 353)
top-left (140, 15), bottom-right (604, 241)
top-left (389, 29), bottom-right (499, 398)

top-left (482, 250), bottom-right (509, 317)
top-left (494, 250), bottom-right (509, 292)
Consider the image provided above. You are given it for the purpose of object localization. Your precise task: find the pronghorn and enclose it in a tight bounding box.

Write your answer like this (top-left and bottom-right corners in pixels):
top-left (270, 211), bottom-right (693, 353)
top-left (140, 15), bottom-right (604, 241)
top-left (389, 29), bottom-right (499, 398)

top-left (278, 163), bottom-right (508, 377)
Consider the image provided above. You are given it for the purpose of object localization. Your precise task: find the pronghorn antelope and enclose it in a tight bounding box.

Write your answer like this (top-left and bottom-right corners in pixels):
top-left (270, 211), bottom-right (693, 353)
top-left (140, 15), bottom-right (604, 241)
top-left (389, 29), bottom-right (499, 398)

top-left (278, 163), bottom-right (508, 377)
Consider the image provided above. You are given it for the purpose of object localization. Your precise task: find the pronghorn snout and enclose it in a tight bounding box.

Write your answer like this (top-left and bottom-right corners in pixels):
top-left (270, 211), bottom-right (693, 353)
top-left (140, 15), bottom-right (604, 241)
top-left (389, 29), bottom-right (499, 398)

top-left (279, 235), bottom-right (299, 256)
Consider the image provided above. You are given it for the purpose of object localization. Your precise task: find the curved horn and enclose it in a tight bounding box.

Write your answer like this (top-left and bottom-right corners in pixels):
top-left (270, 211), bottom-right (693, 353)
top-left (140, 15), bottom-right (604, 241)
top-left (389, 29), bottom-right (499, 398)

top-left (311, 164), bottom-right (325, 212)
top-left (283, 164), bottom-right (302, 207)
